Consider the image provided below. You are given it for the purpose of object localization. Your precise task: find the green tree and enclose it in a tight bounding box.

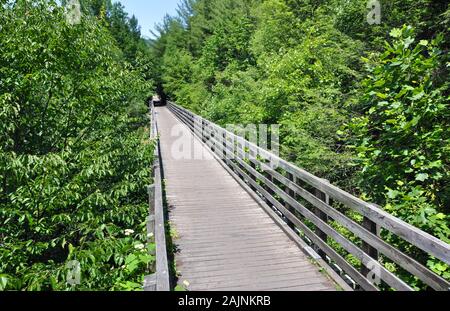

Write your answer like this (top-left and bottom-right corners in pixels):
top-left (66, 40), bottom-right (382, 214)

top-left (0, 0), bottom-right (154, 291)
top-left (348, 26), bottom-right (449, 285)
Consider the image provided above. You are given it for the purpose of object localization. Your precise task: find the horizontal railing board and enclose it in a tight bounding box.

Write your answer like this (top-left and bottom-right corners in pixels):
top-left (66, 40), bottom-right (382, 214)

top-left (254, 159), bottom-right (449, 290)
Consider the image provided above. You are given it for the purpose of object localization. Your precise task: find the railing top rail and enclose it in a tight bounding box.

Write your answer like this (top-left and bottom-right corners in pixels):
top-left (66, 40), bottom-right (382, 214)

top-left (148, 103), bottom-right (170, 291)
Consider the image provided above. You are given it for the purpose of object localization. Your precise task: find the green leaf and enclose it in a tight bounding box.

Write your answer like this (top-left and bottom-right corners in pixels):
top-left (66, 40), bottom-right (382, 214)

top-left (376, 92), bottom-right (388, 99)
top-left (404, 37), bottom-right (415, 49)
top-left (125, 254), bottom-right (139, 273)
top-left (386, 189), bottom-right (400, 199)
top-left (175, 284), bottom-right (187, 291)
top-left (415, 173), bottom-right (429, 182)
top-left (411, 92), bottom-right (424, 101)
top-left (435, 213), bottom-right (446, 220)
top-left (390, 28), bottom-right (402, 38)
top-left (0, 276), bottom-right (8, 291)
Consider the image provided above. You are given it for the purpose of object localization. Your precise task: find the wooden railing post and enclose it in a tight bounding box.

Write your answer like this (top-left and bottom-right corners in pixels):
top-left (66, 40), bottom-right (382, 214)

top-left (152, 142), bottom-right (170, 291)
top-left (361, 216), bottom-right (380, 277)
top-left (285, 172), bottom-right (296, 229)
top-left (263, 167), bottom-right (275, 206)
top-left (145, 117), bottom-right (157, 291)
top-left (147, 185), bottom-right (155, 237)
top-left (247, 142), bottom-right (257, 192)
top-left (211, 126), bottom-right (216, 154)
top-left (202, 119), bottom-right (206, 143)
top-left (313, 182), bottom-right (329, 259)
top-left (222, 130), bottom-right (227, 162)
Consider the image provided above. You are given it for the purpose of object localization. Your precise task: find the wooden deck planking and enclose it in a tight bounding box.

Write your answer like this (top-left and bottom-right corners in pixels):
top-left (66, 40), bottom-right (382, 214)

top-left (155, 106), bottom-right (337, 291)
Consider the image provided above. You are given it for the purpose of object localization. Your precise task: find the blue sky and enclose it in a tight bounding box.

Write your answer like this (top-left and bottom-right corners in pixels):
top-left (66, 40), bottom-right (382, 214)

top-left (116, 0), bottom-right (182, 39)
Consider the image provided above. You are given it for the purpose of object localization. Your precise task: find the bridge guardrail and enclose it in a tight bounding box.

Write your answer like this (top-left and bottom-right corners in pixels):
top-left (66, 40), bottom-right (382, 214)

top-left (143, 103), bottom-right (170, 291)
top-left (167, 101), bottom-right (450, 291)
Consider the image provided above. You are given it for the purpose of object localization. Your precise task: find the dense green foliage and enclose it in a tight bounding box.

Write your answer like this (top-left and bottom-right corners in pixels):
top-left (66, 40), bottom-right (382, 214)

top-left (348, 26), bottom-right (450, 285)
top-left (0, 0), bottom-right (153, 290)
top-left (70, 0), bottom-right (153, 67)
top-left (149, 0), bottom-right (449, 288)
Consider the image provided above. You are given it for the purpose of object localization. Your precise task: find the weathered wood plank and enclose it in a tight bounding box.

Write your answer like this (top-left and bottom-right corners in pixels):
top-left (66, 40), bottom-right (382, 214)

top-left (143, 274), bottom-right (156, 291)
top-left (192, 270), bottom-right (330, 289)
top-left (180, 262), bottom-right (316, 281)
top-left (193, 133), bottom-right (376, 290)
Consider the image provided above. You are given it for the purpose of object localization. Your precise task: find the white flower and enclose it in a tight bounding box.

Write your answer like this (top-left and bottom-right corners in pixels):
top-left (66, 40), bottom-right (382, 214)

top-left (134, 243), bottom-right (145, 250)
top-left (124, 229), bottom-right (135, 236)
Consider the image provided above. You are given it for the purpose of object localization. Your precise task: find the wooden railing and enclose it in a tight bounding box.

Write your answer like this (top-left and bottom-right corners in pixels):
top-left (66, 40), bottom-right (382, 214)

top-left (167, 101), bottom-right (450, 291)
top-left (143, 103), bottom-right (170, 291)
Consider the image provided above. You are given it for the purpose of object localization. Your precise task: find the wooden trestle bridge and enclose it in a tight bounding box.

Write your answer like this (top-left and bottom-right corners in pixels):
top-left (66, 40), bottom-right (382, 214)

top-left (143, 102), bottom-right (450, 292)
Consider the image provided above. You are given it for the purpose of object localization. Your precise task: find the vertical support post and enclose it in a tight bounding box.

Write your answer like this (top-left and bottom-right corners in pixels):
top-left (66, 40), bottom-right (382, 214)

top-left (189, 111), bottom-right (194, 131)
top-left (262, 157), bottom-right (276, 207)
top-left (313, 182), bottom-right (329, 259)
top-left (202, 119), bottom-right (206, 143)
top-left (149, 102), bottom-right (153, 139)
top-left (246, 141), bottom-right (257, 192)
top-left (227, 130), bottom-right (237, 174)
top-left (361, 216), bottom-right (380, 277)
top-left (285, 172), bottom-right (296, 229)
top-left (148, 184), bottom-right (155, 222)
top-left (205, 124), bottom-right (212, 152)
top-left (211, 126), bottom-right (216, 154)
top-left (222, 130), bottom-right (227, 162)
